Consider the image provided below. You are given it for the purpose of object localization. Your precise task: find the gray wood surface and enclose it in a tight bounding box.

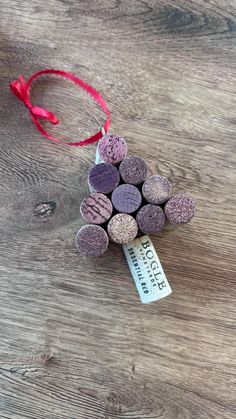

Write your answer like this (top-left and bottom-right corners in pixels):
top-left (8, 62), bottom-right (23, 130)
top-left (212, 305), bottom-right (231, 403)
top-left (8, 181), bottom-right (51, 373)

top-left (0, 1), bottom-right (236, 418)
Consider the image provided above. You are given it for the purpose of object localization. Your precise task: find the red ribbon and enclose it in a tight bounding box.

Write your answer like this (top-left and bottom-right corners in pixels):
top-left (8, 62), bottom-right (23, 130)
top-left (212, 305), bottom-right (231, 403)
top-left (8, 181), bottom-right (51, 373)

top-left (10, 69), bottom-right (110, 146)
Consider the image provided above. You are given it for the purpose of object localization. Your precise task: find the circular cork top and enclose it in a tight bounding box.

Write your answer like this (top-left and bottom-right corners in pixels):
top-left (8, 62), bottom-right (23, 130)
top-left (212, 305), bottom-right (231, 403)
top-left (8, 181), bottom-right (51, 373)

top-left (111, 184), bottom-right (142, 214)
top-left (88, 163), bottom-right (120, 194)
top-left (142, 175), bottom-right (171, 204)
top-left (119, 155), bottom-right (148, 185)
top-left (76, 224), bottom-right (109, 257)
top-left (136, 204), bottom-right (165, 234)
top-left (80, 193), bottom-right (113, 225)
top-left (164, 194), bottom-right (195, 224)
top-left (98, 134), bottom-right (127, 164)
top-left (107, 213), bottom-right (138, 244)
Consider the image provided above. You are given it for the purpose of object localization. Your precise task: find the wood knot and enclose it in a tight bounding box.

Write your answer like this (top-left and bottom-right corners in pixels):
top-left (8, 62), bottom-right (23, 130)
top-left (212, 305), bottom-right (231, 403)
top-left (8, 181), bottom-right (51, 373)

top-left (40, 354), bottom-right (57, 366)
top-left (34, 201), bottom-right (57, 222)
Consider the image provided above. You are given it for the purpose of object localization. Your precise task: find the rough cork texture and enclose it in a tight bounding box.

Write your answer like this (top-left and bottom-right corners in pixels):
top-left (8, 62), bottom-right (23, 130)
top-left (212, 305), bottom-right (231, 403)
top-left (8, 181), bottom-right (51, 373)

top-left (136, 204), bottom-right (165, 234)
top-left (80, 193), bottom-right (113, 224)
top-left (76, 225), bottom-right (109, 257)
top-left (88, 163), bottom-right (120, 194)
top-left (111, 184), bottom-right (142, 214)
top-left (98, 134), bottom-right (128, 164)
top-left (107, 213), bottom-right (138, 244)
top-left (142, 175), bottom-right (171, 204)
top-left (164, 194), bottom-right (195, 224)
top-left (119, 155), bottom-right (148, 185)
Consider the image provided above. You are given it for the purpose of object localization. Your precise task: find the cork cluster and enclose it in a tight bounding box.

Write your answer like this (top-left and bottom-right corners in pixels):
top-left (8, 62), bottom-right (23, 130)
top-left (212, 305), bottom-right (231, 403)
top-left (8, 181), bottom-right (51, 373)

top-left (76, 134), bottom-right (195, 257)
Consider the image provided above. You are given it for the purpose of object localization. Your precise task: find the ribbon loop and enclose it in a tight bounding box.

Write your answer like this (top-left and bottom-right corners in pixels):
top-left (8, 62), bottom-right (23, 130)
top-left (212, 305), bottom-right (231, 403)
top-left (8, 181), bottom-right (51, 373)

top-left (10, 77), bottom-right (27, 103)
top-left (9, 69), bottom-right (111, 146)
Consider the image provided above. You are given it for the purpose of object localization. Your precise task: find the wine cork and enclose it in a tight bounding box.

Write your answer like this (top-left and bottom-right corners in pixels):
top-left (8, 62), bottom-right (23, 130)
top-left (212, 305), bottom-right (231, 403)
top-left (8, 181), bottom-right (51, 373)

top-left (136, 204), bottom-right (165, 234)
top-left (119, 155), bottom-right (148, 185)
top-left (98, 134), bottom-right (128, 164)
top-left (76, 225), bottom-right (109, 257)
top-left (142, 175), bottom-right (171, 204)
top-left (80, 193), bottom-right (113, 224)
top-left (164, 194), bottom-right (195, 224)
top-left (88, 163), bottom-right (120, 194)
top-left (107, 214), bottom-right (138, 244)
top-left (111, 184), bottom-right (142, 214)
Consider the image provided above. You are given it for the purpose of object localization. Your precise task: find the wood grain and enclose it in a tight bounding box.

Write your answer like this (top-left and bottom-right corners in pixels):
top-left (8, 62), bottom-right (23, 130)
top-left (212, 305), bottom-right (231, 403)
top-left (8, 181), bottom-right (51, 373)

top-left (0, 1), bottom-right (236, 418)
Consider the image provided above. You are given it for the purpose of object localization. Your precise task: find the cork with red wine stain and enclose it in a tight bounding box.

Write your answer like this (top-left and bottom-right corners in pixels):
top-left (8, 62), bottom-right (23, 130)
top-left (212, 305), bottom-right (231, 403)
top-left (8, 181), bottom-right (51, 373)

top-left (80, 193), bottom-right (113, 224)
top-left (107, 213), bottom-right (138, 244)
top-left (76, 224), bottom-right (109, 257)
top-left (164, 194), bottom-right (195, 224)
top-left (119, 155), bottom-right (148, 185)
top-left (142, 175), bottom-right (171, 205)
top-left (111, 184), bottom-right (142, 214)
top-left (88, 163), bottom-right (120, 194)
top-left (98, 134), bottom-right (127, 164)
top-left (136, 204), bottom-right (165, 234)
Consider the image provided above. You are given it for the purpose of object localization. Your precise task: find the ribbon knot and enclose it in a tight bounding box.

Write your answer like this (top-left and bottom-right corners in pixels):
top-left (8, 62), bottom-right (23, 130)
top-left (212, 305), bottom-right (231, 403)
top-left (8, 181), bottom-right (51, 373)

top-left (10, 74), bottom-right (59, 125)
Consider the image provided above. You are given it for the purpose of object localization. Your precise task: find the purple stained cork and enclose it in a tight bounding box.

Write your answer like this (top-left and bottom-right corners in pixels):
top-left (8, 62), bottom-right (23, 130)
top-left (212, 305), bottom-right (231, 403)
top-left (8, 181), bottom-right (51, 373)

top-left (76, 224), bottom-right (109, 257)
top-left (80, 193), bottom-right (113, 225)
top-left (98, 134), bottom-right (128, 164)
top-left (119, 155), bottom-right (148, 185)
top-left (164, 194), bottom-right (195, 224)
top-left (107, 213), bottom-right (138, 244)
top-left (111, 184), bottom-right (142, 214)
top-left (142, 175), bottom-right (171, 205)
top-left (136, 204), bottom-right (165, 234)
top-left (88, 163), bottom-right (120, 194)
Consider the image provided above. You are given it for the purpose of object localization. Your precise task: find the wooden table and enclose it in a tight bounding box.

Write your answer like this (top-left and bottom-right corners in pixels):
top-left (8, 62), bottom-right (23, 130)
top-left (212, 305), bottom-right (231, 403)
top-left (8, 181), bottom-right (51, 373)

top-left (0, 1), bottom-right (235, 418)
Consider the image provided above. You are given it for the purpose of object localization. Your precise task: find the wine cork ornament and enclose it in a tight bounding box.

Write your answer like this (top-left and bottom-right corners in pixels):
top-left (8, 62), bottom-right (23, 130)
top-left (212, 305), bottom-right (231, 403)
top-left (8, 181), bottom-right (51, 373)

top-left (119, 155), bottom-right (148, 185)
top-left (76, 225), bottom-right (109, 257)
top-left (164, 194), bottom-right (195, 224)
top-left (142, 175), bottom-right (171, 204)
top-left (11, 69), bottom-right (195, 302)
top-left (98, 134), bottom-right (127, 164)
top-left (111, 184), bottom-right (142, 214)
top-left (136, 204), bottom-right (165, 234)
top-left (107, 214), bottom-right (138, 244)
top-left (80, 193), bottom-right (113, 224)
top-left (88, 163), bottom-right (120, 194)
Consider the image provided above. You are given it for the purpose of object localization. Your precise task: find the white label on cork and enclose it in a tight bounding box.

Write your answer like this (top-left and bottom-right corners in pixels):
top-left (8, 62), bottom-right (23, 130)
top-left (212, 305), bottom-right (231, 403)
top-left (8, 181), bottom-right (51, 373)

top-left (88, 179), bottom-right (96, 193)
top-left (123, 235), bottom-right (172, 304)
top-left (95, 148), bottom-right (105, 164)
